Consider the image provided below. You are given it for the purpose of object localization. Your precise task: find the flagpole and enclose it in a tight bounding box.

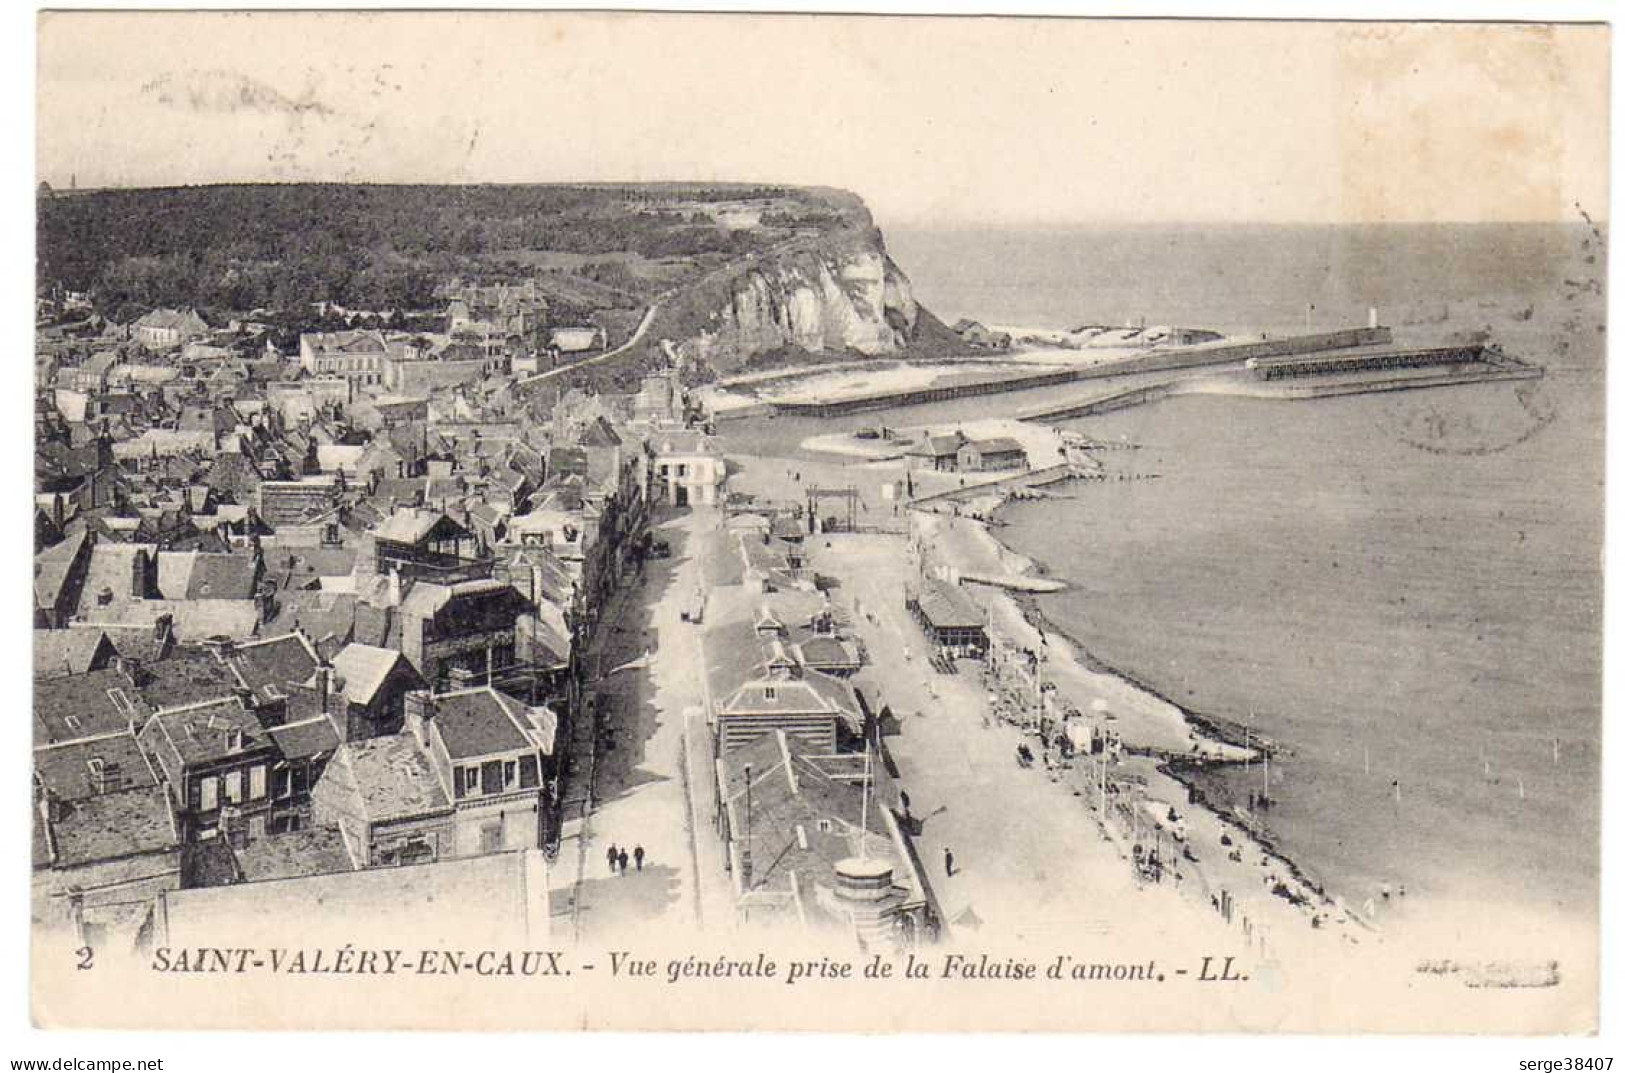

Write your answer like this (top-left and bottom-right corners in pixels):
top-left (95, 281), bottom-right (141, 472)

top-left (859, 736), bottom-right (872, 863)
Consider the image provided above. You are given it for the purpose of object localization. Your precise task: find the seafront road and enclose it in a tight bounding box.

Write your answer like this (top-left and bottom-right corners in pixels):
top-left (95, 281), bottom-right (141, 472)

top-left (818, 533), bottom-right (1211, 947)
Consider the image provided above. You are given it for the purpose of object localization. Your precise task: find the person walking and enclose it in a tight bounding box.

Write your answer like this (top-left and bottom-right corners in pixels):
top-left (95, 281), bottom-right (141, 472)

top-left (634, 845), bottom-right (645, 872)
top-left (944, 847), bottom-right (956, 877)
top-left (606, 843), bottom-right (619, 875)
top-left (617, 848), bottom-right (630, 875)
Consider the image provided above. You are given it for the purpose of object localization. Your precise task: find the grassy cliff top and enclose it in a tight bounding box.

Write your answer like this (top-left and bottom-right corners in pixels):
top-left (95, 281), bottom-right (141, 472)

top-left (36, 182), bottom-right (876, 323)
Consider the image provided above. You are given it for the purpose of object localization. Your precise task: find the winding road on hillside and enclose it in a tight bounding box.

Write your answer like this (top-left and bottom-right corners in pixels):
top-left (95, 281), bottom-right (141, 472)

top-left (517, 300), bottom-right (664, 388)
top-left (515, 227), bottom-right (844, 390)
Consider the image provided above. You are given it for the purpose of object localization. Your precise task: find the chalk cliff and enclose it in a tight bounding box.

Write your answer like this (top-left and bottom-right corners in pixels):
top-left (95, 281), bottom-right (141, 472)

top-left (659, 219), bottom-right (930, 374)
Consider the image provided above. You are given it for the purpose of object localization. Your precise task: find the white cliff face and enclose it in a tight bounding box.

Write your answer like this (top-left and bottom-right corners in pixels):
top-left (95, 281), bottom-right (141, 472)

top-left (677, 236), bottom-right (920, 369)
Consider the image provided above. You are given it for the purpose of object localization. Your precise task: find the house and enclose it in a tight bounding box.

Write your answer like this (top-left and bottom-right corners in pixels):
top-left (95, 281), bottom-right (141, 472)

top-left (73, 542), bottom-right (156, 618)
top-left (951, 319), bottom-right (1013, 350)
top-left (956, 437), bottom-right (1029, 473)
top-left (32, 784), bottom-right (183, 951)
top-left (132, 308), bottom-right (210, 351)
top-left (907, 578), bottom-right (988, 658)
top-left (137, 696), bottom-right (282, 842)
top-left (368, 507), bottom-right (480, 575)
top-left (311, 686), bottom-right (556, 868)
top-left (329, 643), bottom-right (427, 740)
top-left (548, 326), bottom-right (606, 354)
top-left (298, 330), bottom-right (388, 388)
top-left (708, 620), bottom-right (860, 754)
top-left (155, 549), bottom-right (262, 601)
top-left (650, 429), bottom-right (726, 507)
top-left (257, 478), bottom-right (342, 530)
top-left (397, 578), bottom-right (531, 690)
top-left (904, 430), bottom-right (968, 472)
top-left (33, 628), bottom-right (118, 679)
top-left (34, 530), bottom-right (94, 627)
top-left (714, 730), bottom-right (937, 945)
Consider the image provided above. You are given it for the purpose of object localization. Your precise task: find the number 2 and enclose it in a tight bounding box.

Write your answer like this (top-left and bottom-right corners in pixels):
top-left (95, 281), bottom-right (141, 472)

top-left (74, 946), bottom-right (93, 971)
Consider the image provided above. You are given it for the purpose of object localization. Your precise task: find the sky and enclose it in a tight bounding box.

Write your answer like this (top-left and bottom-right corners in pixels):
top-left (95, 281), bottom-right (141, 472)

top-left (36, 13), bottom-right (1610, 226)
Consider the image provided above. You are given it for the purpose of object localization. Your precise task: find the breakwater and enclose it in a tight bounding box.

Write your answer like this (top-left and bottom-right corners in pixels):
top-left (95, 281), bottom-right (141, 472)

top-left (759, 326), bottom-right (1395, 417)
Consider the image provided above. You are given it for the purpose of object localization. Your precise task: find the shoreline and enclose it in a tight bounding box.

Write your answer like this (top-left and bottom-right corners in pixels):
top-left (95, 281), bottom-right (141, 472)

top-left (915, 474), bottom-right (1372, 941)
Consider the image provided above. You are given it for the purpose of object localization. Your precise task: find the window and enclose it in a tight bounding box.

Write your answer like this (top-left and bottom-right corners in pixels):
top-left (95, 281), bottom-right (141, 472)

top-left (249, 765), bottom-right (267, 800)
top-left (199, 776), bottom-right (219, 811)
top-left (763, 686), bottom-right (777, 701)
top-left (224, 770), bottom-right (243, 803)
top-left (518, 755), bottom-right (540, 789)
top-left (504, 761), bottom-right (517, 788)
top-left (64, 714), bottom-right (82, 732)
top-left (269, 812), bottom-right (303, 835)
top-left (482, 760), bottom-right (503, 795)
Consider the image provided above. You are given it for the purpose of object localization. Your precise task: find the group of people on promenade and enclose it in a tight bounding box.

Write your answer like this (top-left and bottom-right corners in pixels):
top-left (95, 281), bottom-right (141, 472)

top-left (606, 842), bottom-right (646, 875)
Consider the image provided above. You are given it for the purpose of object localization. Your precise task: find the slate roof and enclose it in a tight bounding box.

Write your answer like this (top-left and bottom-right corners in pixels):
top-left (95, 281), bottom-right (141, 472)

top-left (33, 732), bottom-right (158, 801)
top-left (33, 628), bottom-right (117, 679)
top-left (965, 436), bottom-right (1027, 456)
top-left (156, 551), bottom-right (259, 600)
top-left (374, 508), bottom-right (472, 546)
top-left (261, 591), bottom-right (359, 648)
top-left (904, 431), bottom-right (968, 458)
top-left (793, 635), bottom-right (863, 672)
top-left (80, 599), bottom-right (261, 642)
top-left (141, 697), bottom-right (266, 770)
top-left (44, 785), bottom-right (179, 867)
top-left (33, 530), bottom-right (90, 614)
top-left (913, 579), bottom-right (985, 631)
top-left (76, 543), bottom-right (156, 614)
top-left (716, 732), bottom-right (913, 919)
top-left (232, 826), bottom-right (355, 883)
top-left (266, 713), bottom-right (342, 762)
top-left (33, 667), bottom-right (153, 746)
top-left (203, 453), bottom-right (262, 499)
top-left (133, 648), bottom-right (242, 711)
top-left (432, 688), bottom-right (537, 759)
top-left (331, 643), bottom-right (415, 706)
top-left (324, 735), bottom-right (451, 824)
top-left (78, 621), bottom-right (176, 665)
top-left (652, 430), bottom-right (721, 456)
top-left (228, 633), bottom-right (318, 697)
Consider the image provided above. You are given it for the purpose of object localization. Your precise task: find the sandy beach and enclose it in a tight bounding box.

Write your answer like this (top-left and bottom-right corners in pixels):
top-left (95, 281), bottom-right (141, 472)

top-left (722, 435), bottom-right (1374, 966)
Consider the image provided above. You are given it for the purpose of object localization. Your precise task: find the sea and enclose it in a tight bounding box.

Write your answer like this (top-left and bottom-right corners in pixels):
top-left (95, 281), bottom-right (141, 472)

top-left (884, 222), bottom-right (1606, 931)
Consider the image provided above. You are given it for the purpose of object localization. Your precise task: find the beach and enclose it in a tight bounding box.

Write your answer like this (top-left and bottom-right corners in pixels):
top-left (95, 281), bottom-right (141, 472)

top-left (720, 440), bottom-right (1374, 967)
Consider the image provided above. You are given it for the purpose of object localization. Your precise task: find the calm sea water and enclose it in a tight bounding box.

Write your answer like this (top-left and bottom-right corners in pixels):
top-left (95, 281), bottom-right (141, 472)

top-left (887, 223), bottom-right (1605, 924)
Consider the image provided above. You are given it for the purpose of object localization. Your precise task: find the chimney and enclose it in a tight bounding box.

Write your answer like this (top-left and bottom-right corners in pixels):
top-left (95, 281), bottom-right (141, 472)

top-left (114, 655), bottom-right (143, 686)
top-left (405, 690), bottom-right (434, 750)
top-left (130, 548), bottom-right (148, 598)
top-left (225, 727), bottom-right (245, 752)
top-left (315, 663), bottom-right (331, 712)
top-left (387, 566), bottom-right (402, 607)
